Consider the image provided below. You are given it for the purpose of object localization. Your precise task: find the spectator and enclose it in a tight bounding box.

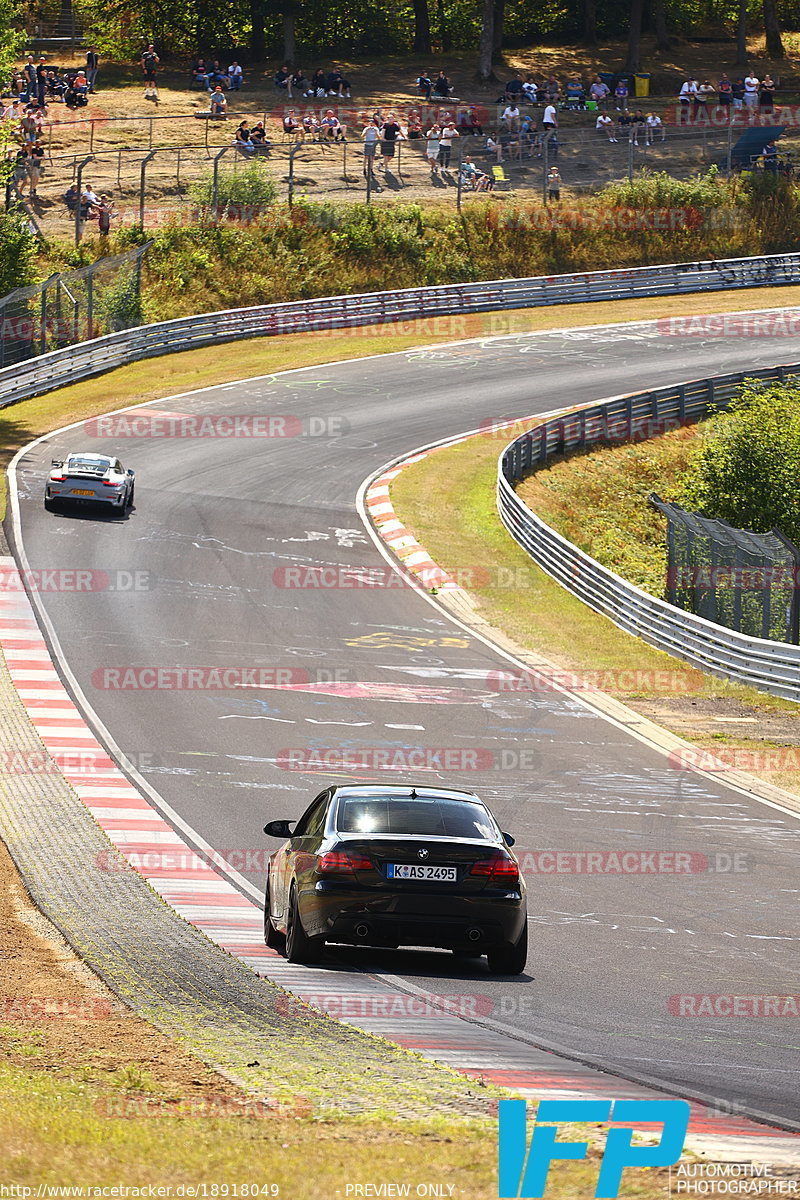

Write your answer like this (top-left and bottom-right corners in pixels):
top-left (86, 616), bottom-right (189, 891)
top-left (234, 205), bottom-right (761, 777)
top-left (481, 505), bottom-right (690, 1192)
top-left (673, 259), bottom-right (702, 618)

top-left (28, 140), bottom-right (44, 195)
top-left (309, 68), bottom-right (326, 97)
top-left (437, 117), bottom-right (458, 169)
top-left (416, 70), bottom-right (433, 101)
top-left (45, 69), bottom-right (66, 101)
top-left (320, 109), bottom-right (345, 141)
top-left (379, 111), bottom-right (403, 168)
top-left (20, 106), bottom-right (39, 141)
top-left (564, 76), bottom-right (584, 108)
top-left (406, 111), bottom-right (423, 138)
top-left (678, 78), bottom-right (696, 108)
top-left (502, 100), bottom-right (521, 131)
top-left (744, 70), bottom-right (759, 110)
top-left (327, 68), bottom-right (351, 98)
top-left (596, 111), bottom-right (616, 141)
top-left (433, 70), bottom-right (452, 98)
top-left (192, 58), bottom-right (210, 89)
top-left (86, 46), bottom-right (99, 92)
top-left (250, 121), bottom-right (270, 151)
top-left (522, 75), bottom-right (538, 104)
top-left (425, 122), bottom-right (441, 175)
top-left (544, 75), bottom-right (560, 103)
top-left (646, 111), bottom-right (665, 143)
top-left (141, 43), bottom-right (159, 101)
top-left (466, 106), bottom-right (483, 136)
top-left (718, 72), bottom-right (732, 109)
top-left (23, 55), bottom-right (36, 92)
top-left (289, 67), bottom-right (305, 96)
top-left (542, 101), bottom-right (557, 132)
top-left (460, 159), bottom-right (493, 190)
top-left (275, 65), bottom-right (291, 91)
top-left (696, 81), bottom-right (715, 113)
top-left (362, 120), bottom-right (380, 175)
top-left (235, 120), bottom-right (253, 150)
top-left (63, 182), bottom-right (79, 212)
top-left (759, 74), bottom-right (775, 113)
top-left (208, 60), bottom-right (227, 87)
top-left (617, 110), bottom-right (632, 137)
top-left (74, 69), bottom-right (89, 100)
top-left (731, 78), bottom-right (745, 110)
top-left (589, 75), bottom-right (610, 109)
top-left (12, 145), bottom-right (29, 192)
top-left (228, 61), bottom-right (243, 90)
top-left (97, 194), bottom-right (115, 235)
top-left (629, 109), bottom-right (646, 145)
top-left (763, 139), bottom-right (778, 170)
top-left (614, 78), bottom-right (629, 111)
top-left (35, 57), bottom-right (47, 108)
top-left (547, 165), bottom-right (561, 201)
top-left (282, 110), bottom-right (300, 136)
top-left (302, 112), bottom-right (319, 137)
top-left (209, 84), bottom-right (227, 115)
top-left (505, 73), bottom-right (524, 102)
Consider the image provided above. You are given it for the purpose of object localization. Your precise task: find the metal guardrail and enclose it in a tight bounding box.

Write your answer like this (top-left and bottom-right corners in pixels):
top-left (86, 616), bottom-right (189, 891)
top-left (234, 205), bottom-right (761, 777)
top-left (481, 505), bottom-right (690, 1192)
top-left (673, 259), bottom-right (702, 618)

top-left (2, 250), bottom-right (800, 412)
top-left (497, 363), bottom-right (800, 702)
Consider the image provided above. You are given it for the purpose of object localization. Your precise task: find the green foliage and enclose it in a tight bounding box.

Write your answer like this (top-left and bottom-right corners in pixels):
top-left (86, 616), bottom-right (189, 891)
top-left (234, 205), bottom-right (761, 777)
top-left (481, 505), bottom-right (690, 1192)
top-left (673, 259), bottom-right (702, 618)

top-left (0, 0), bottom-right (23, 84)
top-left (189, 162), bottom-right (277, 220)
top-left (0, 210), bottom-right (37, 298)
top-left (678, 382), bottom-right (800, 544)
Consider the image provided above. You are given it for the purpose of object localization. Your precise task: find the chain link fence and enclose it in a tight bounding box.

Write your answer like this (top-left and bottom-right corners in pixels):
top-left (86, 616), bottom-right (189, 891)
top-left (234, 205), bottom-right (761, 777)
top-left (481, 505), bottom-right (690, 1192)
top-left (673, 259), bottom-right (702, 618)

top-left (650, 494), bottom-right (800, 644)
top-left (0, 244), bottom-right (150, 368)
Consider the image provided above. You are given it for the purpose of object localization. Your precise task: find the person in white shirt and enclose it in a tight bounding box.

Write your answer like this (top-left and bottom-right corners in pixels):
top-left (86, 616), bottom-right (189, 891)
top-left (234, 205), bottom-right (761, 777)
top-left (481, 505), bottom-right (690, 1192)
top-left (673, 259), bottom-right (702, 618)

top-left (227, 62), bottom-right (243, 91)
top-left (502, 102), bottom-right (520, 131)
top-left (645, 112), bottom-right (664, 143)
top-left (744, 72), bottom-right (759, 108)
top-left (679, 79), bottom-right (697, 107)
top-left (596, 112), bottom-right (616, 141)
top-left (542, 103), bottom-right (557, 129)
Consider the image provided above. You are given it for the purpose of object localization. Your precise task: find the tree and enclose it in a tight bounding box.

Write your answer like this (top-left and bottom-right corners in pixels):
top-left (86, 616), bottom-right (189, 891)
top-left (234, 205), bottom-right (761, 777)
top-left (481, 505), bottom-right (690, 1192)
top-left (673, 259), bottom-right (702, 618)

top-left (583, 0), bottom-right (597, 45)
top-left (734, 0), bottom-right (747, 66)
top-left (624, 0), bottom-right (644, 71)
top-left (763, 0), bottom-right (784, 58)
top-left (412, 0), bottom-right (432, 54)
top-left (436, 0), bottom-right (451, 52)
top-left (476, 0), bottom-right (497, 83)
top-left (0, 0), bottom-right (22, 83)
top-left (492, 0), bottom-right (505, 63)
top-left (654, 0), bottom-right (671, 53)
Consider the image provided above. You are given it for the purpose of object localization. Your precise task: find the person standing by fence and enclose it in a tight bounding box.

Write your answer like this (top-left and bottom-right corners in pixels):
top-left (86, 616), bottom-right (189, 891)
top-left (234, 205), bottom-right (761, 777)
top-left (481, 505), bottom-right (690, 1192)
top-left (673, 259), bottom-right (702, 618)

top-left (86, 47), bottom-right (99, 93)
top-left (141, 44), bottom-right (160, 102)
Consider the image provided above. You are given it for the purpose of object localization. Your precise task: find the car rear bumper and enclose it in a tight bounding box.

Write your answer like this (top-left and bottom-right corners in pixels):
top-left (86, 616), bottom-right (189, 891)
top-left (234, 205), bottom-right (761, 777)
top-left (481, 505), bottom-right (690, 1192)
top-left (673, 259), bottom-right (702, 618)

top-left (310, 881), bottom-right (526, 948)
top-left (47, 488), bottom-right (126, 505)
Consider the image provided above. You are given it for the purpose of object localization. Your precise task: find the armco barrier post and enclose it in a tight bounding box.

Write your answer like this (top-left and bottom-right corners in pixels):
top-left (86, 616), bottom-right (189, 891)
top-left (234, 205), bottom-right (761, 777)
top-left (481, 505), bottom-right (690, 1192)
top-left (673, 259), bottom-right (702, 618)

top-left (139, 149), bottom-right (157, 228)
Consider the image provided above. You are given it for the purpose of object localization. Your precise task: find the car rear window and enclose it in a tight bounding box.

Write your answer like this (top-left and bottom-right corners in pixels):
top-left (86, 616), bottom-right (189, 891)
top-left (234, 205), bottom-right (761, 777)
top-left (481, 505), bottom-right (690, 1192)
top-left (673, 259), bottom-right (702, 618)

top-left (336, 796), bottom-right (497, 840)
top-left (68, 457), bottom-right (111, 473)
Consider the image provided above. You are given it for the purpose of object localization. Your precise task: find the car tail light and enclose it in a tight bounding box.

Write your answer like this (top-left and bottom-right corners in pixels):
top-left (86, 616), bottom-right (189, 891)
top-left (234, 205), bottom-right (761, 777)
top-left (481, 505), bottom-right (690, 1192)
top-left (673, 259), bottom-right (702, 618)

top-left (470, 853), bottom-right (519, 883)
top-left (103, 480), bottom-right (122, 487)
top-left (318, 851), bottom-right (374, 874)
top-left (50, 475), bottom-right (66, 482)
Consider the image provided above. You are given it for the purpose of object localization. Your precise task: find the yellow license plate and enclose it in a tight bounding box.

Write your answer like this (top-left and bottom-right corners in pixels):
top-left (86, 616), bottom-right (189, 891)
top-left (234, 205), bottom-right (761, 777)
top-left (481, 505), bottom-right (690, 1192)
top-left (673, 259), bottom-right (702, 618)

top-left (71, 489), bottom-right (94, 496)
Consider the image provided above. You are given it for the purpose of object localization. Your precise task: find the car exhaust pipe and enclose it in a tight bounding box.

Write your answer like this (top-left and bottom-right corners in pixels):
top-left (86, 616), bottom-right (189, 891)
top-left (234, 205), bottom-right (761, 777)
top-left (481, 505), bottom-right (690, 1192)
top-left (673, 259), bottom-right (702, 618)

top-left (354, 922), bottom-right (370, 940)
top-left (467, 927), bottom-right (482, 943)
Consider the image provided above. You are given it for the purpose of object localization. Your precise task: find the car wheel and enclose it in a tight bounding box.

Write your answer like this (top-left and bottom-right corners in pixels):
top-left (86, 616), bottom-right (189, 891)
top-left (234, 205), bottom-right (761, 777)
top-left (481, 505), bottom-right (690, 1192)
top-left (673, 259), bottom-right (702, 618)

top-left (263, 874), bottom-right (285, 951)
top-left (285, 883), bottom-right (325, 964)
top-left (44, 496), bottom-right (56, 512)
top-left (127, 484), bottom-right (135, 508)
top-left (486, 927), bottom-right (528, 975)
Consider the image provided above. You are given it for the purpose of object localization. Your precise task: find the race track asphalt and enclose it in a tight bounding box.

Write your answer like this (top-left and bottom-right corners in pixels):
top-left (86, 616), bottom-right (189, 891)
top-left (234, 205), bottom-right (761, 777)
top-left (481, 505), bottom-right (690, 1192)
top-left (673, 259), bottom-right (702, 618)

top-left (10, 319), bottom-right (800, 1126)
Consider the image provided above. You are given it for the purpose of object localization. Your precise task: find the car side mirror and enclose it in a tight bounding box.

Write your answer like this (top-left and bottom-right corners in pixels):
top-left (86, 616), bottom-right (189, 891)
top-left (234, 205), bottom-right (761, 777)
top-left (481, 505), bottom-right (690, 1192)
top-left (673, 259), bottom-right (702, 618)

top-left (264, 819), bottom-right (294, 838)
top-left (501, 831), bottom-right (515, 847)
top-left (127, 468), bottom-right (134, 476)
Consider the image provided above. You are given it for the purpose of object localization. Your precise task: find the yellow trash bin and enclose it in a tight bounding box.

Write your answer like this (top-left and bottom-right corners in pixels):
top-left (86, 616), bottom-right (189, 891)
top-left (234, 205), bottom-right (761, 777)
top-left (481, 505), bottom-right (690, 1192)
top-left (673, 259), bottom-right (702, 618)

top-left (634, 72), bottom-right (650, 97)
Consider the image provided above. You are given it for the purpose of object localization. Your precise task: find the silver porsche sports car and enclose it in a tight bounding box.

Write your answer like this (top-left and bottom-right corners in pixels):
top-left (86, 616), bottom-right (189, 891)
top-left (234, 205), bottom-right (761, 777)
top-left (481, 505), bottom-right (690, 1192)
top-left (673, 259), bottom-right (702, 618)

top-left (44, 453), bottom-right (135, 512)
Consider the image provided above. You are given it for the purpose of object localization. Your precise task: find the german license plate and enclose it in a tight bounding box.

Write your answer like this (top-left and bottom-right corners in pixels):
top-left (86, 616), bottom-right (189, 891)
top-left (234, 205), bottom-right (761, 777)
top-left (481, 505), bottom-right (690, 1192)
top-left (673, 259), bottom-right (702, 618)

top-left (71, 489), bottom-right (94, 496)
top-left (387, 863), bottom-right (457, 881)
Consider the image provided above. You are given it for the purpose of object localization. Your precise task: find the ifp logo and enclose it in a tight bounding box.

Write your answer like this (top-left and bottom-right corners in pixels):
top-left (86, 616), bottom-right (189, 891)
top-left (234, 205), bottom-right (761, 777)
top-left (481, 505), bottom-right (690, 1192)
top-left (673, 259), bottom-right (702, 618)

top-left (498, 1098), bottom-right (690, 1197)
